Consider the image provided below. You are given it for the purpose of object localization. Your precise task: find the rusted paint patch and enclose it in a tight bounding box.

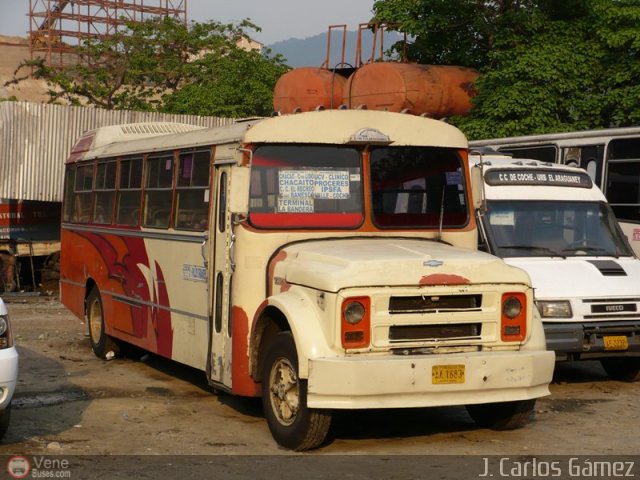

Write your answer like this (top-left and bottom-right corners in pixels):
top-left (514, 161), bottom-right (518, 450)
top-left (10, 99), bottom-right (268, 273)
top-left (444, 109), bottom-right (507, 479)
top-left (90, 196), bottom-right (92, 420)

top-left (267, 250), bottom-right (287, 296)
top-left (280, 279), bottom-right (292, 293)
top-left (231, 305), bottom-right (260, 397)
top-left (420, 274), bottom-right (470, 286)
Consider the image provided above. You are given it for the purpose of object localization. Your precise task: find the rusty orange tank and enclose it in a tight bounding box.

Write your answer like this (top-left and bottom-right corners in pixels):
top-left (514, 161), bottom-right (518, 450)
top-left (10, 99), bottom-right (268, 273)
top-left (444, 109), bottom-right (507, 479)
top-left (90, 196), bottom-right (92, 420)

top-left (343, 63), bottom-right (479, 117)
top-left (273, 67), bottom-right (347, 114)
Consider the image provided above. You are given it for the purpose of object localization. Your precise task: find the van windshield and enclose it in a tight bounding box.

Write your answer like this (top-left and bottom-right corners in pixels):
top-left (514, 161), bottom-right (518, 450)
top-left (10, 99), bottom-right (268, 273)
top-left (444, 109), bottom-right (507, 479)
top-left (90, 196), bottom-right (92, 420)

top-left (482, 200), bottom-right (633, 258)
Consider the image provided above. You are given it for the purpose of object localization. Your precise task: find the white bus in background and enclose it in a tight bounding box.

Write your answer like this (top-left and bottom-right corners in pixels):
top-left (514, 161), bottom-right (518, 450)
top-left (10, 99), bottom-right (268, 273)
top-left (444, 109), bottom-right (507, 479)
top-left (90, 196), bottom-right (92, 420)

top-left (470, 151), bottom-right (640, 381)
top-left (469, 127), bottom-right (640, 256)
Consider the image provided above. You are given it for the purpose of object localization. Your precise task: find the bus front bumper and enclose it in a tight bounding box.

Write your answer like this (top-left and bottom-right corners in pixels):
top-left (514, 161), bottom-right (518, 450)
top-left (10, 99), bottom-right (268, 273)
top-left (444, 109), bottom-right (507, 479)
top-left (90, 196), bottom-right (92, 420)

top-left (544, 321), bottom-right (640, 360)
top-left (306, 349), bottom-right (555, 409)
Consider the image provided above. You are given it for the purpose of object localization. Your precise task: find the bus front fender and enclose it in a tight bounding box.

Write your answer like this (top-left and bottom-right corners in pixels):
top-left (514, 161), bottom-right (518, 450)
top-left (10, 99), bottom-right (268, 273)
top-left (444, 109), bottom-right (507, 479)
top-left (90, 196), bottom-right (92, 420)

top-left (259, 290), bottom-right (336, 379)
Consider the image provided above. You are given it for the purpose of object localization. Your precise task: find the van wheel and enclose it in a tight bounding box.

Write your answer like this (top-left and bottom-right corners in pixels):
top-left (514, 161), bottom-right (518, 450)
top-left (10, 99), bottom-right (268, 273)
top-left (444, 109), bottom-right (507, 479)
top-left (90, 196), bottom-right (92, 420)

top-left (86, 287), bottom-right (119, 360)
top-left (261, 332), bottom-right (331, 451)
top-left (0, 404), bottom-right (11, 440)
top-left (601, 358), bottom-right (640, 382)
top-left (466, 399), bottom-right (536, 430)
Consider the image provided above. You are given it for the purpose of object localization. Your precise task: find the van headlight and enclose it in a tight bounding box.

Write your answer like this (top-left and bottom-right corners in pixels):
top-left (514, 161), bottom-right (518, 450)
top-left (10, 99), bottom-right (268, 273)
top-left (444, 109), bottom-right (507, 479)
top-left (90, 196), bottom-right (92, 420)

top-left (0, 314), bottom-right (12, 348)
top-left (535, 300), bottom-right (572, 318)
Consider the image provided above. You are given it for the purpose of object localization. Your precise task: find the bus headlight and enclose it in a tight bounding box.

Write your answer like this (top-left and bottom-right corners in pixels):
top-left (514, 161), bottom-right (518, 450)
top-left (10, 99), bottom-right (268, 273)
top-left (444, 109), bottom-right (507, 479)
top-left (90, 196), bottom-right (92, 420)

top-left (343, 301), bottom-right (366, 325)
top-left (535, 300), bottom-right (572, 318)
top-left (341, 297), bottom-right (370, 349)
top-left (501, 292), bottom-right (527, 342)
top-left (502, 296), bottom-right (522, 319)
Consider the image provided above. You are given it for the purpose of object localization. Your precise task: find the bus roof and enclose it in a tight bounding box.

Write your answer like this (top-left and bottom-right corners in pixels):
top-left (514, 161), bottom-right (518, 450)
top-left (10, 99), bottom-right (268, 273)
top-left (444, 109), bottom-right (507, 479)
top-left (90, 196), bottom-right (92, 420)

top-left (69, 110), bottom-right (467, 163)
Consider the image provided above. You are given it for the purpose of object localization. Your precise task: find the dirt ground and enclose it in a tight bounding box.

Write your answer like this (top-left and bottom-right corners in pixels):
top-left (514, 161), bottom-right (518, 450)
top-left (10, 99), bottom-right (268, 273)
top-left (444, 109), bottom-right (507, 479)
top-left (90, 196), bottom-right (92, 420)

top-left (0, 294), bottom-right (639, 458)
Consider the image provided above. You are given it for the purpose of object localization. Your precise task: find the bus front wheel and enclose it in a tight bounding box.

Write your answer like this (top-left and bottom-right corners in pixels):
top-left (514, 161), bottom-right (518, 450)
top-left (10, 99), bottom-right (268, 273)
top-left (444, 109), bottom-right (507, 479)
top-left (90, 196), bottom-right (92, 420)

top-left (466, 399), bottom-right (536, 430)
top-left (86, 287), bottom-right (120, 360)
top-left (261, 332), bottom-right (332, 451)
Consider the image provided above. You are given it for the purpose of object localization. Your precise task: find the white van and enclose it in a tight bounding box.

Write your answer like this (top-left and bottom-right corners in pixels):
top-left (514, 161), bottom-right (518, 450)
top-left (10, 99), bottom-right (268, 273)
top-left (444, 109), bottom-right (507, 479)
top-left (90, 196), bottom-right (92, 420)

top-left (470, 151), bottom-right (640, 381)
top-left (0, 297), bottom-right (18, 439)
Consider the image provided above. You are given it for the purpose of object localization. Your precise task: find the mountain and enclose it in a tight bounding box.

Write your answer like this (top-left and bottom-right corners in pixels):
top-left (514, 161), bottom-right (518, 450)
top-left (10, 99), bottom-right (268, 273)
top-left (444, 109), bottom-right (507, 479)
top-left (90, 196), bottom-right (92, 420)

top-left (267, 30), bottom-right (403, 69)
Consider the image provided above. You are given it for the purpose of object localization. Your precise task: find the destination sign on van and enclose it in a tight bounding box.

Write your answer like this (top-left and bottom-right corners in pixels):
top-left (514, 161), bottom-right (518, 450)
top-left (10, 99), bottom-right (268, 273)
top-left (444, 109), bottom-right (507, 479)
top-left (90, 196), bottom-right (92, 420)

top-left (484, 169), bottom-right (592, 188)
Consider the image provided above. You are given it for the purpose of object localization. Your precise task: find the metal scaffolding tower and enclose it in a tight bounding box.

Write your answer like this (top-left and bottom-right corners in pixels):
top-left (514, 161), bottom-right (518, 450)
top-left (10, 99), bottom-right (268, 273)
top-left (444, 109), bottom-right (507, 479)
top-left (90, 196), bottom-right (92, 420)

top-left (29, 0), bottom-right (187, 68)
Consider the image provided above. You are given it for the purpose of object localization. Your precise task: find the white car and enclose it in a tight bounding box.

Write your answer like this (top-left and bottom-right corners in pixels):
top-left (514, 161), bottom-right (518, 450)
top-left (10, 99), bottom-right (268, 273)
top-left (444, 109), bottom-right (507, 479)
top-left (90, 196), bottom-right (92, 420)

top-left (0, 297), bottom-right (18, 439)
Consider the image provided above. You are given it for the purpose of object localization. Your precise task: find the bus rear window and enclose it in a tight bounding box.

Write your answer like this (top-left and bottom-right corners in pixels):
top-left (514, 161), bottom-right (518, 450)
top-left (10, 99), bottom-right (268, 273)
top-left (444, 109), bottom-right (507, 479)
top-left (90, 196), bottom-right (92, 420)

top-left (249, 145), bottom-right (363, 229)
top-left (370, 147), bottom-right (469, 228)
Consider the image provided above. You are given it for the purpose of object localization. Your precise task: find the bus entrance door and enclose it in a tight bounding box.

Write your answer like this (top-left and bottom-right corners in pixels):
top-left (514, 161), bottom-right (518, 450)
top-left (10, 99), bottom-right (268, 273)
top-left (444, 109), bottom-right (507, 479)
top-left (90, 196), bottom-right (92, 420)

top-left (208, 165), bottom-right (233, 388)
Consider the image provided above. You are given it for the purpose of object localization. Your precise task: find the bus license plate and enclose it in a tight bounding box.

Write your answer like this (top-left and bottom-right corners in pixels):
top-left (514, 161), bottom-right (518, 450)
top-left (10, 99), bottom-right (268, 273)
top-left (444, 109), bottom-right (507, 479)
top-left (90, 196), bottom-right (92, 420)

top-left (432, 365), bottom-right (465, 384)
top-left (603, 336), bottom-right (628, 351)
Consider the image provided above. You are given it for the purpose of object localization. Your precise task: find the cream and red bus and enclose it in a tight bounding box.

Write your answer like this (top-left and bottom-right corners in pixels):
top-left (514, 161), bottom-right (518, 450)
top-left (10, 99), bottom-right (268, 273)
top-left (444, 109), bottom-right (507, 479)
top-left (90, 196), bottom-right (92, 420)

top-left (60, 110), bottom-right (554, 450)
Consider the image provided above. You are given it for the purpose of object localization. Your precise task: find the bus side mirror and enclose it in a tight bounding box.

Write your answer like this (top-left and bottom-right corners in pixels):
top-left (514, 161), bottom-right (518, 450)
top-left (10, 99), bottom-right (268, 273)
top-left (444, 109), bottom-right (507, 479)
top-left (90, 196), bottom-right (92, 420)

top-left (470, 165), bottom-right (484, 210)
top-left (229, 166), bottom-right (250, 215)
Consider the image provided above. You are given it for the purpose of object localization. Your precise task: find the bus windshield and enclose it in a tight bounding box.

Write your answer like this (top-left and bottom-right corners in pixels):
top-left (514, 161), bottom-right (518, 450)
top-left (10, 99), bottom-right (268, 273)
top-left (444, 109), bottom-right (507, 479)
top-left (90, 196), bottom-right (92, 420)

top-left (482, 200), bottom-right (633, 258)
top-left (370, 147), bottom-right (468, 228)
top-left (249, 145), bottom-right (363, 228)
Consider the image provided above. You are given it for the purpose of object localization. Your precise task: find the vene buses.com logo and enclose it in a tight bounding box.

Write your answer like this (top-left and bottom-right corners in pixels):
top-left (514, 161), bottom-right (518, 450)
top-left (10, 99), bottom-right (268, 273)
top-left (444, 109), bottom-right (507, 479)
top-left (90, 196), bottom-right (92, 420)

top-left (7, 456), bottom-right (31, 479)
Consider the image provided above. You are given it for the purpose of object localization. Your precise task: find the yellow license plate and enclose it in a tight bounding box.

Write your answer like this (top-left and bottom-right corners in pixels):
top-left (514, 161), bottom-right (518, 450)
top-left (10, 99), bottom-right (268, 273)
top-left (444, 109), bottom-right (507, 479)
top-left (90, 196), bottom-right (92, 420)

top-left (604, 336), bottom-right (629, 351)
top-left (432, 365), bottom-right (465, 384)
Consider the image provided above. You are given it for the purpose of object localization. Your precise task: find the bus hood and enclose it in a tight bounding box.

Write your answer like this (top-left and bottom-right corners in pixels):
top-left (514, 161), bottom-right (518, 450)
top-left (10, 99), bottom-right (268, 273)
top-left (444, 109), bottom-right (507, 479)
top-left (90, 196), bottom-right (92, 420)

top-left (276, 238), bottom-right (530, 293)
top-left (503, 257), bottom-right (640, 299)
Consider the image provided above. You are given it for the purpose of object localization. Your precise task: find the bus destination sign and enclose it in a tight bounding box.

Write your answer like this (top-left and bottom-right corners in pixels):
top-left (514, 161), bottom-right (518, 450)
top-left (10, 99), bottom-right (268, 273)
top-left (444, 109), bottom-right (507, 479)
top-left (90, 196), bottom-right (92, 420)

top-left (484, 168), bottom-right (593, 188)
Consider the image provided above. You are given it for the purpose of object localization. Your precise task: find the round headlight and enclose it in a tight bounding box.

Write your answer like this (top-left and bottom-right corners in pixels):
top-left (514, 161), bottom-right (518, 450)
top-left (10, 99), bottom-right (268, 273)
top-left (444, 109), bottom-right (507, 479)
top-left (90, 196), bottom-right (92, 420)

top-left (344, 301), bottom-right (365, 325)
top-left (503, 296), bottom-right (522, 319)
top-left (0, 317), bottom-right (7, 336)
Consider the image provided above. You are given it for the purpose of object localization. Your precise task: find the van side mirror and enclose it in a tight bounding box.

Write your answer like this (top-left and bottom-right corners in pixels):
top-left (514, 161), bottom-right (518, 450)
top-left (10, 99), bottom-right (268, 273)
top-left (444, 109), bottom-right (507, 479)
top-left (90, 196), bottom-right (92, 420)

top-left (229, 166), bottom-right (250, 215)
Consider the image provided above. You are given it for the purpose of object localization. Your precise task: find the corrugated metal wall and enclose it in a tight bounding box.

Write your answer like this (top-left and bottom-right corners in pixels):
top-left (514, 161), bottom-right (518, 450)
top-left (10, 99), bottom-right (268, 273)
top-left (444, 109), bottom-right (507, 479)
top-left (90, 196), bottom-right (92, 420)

top-left (0, 102), bottom-right (232, 202)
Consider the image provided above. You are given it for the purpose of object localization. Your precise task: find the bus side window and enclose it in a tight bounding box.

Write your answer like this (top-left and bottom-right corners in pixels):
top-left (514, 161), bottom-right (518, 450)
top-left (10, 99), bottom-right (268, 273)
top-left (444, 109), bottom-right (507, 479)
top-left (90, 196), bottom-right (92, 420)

top-left (62, 168), bottom-right (75, 222)
top-left (93, 160), bottom-right (117, 224)
top-left (116, 157), bottom-right (143, 226)
top-left (73, 163), bottom-right (94, 222)
top-left (143, 153), bottom-right (174, 229)
top-left (175, 150), bottom-right (211, 231)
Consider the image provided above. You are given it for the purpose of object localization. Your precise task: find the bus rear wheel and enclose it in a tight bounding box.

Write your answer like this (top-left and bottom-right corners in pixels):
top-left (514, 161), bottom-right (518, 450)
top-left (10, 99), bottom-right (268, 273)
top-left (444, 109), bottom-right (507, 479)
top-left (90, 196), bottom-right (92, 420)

top-left (261, 332), bottom-right (331, 451)
top-left (601, 358), bottom-right (640, 382)
top-left (86, 287), bottom-right (120, 360)
top-left (466, 399), bottom-right (536, 430)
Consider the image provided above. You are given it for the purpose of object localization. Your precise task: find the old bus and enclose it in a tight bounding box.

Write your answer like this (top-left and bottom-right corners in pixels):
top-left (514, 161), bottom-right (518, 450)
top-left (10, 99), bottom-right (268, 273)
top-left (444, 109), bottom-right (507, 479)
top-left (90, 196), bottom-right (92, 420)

top-left (469, 127), bottom-right (640, 256)
top-left (60, 110), bottom-right (554, 450)
top-left (470, 152), bottom-right (640, 381)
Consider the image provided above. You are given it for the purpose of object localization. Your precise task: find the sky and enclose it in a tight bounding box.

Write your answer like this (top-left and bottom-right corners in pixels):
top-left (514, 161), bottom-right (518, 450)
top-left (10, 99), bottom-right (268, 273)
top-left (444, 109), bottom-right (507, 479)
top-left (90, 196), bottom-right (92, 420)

top-left (0, 0), bottom-right (376, 45)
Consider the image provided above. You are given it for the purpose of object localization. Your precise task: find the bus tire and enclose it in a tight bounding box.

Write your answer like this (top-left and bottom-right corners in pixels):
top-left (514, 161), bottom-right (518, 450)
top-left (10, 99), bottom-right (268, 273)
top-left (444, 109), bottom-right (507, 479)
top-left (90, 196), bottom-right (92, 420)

top-left (466, 399), bottom-right (536, 430)
top-left (601, 358), bottom-right (640, 382)
top-left (261, 332), bottom-right (331, 451)
top-left (86, 287), bottom-right (120, 360)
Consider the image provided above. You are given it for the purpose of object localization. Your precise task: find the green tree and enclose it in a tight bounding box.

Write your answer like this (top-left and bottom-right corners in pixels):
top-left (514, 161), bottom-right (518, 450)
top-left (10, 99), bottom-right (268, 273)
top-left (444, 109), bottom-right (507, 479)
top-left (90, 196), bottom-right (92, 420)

top-left (12, 17), bottom-right (288, 117)
top-left (372, 0), bottom-right (640, 138)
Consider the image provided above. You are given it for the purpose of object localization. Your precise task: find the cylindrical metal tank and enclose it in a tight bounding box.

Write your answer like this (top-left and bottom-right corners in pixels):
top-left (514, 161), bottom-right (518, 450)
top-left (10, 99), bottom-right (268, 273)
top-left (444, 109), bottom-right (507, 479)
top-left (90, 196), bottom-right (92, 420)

top-left (343, 63), bottom-right (479, 117)
top-left (273, 67), bottom-right (347, 114)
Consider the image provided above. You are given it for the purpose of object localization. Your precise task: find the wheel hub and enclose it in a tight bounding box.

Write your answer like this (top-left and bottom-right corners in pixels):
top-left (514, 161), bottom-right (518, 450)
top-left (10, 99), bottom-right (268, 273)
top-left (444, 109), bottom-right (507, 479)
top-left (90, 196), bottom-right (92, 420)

top-left (269, 357), bottom-right (299, 426)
